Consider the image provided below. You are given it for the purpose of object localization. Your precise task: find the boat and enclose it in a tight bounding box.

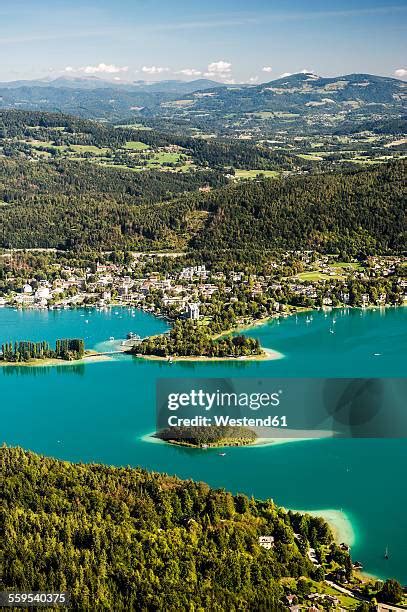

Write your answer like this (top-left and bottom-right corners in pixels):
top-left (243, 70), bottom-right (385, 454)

top-left (306, 317), bottom-right (311, 324)
top-left (218, 452), bottom-right (226, 457)
top-left (168, 357), bottom-right (173, 363)
top-left (109, 336), bottom-right (115, 341)
top-left (373, 353), bottom-right (381, 356)
top-left (329, 329), bottom-right (335, 334)
top-left (384, 546), bottom-right (389, 560)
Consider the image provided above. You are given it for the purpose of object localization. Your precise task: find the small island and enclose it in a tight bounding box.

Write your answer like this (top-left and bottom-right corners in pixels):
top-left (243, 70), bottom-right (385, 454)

top-left (131, 319), bottom-right (263, 360)
top-left (0, 338), bottom-right (85, 364)
top-left (156, 425), bottom-right (257, 448)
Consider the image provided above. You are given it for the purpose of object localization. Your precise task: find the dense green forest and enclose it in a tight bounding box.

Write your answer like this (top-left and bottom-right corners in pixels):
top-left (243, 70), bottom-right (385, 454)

top-left (191, 160), bottom-right (406, 256)
top-left (2, 447), bottom-right (344, 610)
top-left (0, 151), bottom-right (405, 255)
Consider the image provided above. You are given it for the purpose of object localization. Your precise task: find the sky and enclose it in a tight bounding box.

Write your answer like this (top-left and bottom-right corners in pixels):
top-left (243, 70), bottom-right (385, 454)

top-left (0, 0), bottom-right (406, 83)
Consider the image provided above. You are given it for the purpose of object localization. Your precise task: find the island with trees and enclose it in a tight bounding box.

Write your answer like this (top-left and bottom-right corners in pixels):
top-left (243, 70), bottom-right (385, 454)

top-left (131, 319), bottom-right (263, 360)
top-left (156, 424), bottom-right (257, 448)
top-left (0, 338), bottom-right (85, 364)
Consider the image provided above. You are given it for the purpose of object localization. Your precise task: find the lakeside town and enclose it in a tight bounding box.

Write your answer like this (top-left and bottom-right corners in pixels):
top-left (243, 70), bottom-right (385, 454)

top-left (1, 251), bottom-right (406, 321)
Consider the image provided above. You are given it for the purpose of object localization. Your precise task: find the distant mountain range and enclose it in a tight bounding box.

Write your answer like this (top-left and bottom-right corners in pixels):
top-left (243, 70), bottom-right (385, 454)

top-left (0, 72), bottom-right (405, 125)
top-left (179, 72), bottom-right (406, 113)
top-left (0, 76), bottom-right (224, 94)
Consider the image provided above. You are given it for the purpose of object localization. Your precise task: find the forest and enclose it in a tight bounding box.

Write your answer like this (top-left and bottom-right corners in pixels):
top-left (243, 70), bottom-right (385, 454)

top-left (0, 147), bottom-right (405, 255)
top-left (2, 446), bottom-right (345, 610)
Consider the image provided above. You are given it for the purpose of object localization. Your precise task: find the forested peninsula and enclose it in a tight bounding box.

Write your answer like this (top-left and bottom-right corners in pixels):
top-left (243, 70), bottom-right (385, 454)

top-left (2, 447), bottom-right (350, 611)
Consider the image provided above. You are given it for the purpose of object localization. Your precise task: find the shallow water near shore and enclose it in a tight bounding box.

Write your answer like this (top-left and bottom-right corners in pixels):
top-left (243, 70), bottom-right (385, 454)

top-left (1, 306), bottom-right (406, 582)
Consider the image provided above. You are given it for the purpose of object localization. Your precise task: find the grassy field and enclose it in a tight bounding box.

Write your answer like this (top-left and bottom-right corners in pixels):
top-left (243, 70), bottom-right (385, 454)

top-left (295, 271), bottom-right (333, 281)
top-left (297, 153), bottom-right (324, 161)
top-left (69, 145), bottom-right (109, 155)
top-left (123, 141), bottom-right (149, 151)
top-left (234, 169), bottom-right (280, 179)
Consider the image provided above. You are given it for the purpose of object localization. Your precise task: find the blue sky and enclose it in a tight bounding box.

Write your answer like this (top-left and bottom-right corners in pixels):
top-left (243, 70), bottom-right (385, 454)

top-left (0, 0), bottom-right (406, 82)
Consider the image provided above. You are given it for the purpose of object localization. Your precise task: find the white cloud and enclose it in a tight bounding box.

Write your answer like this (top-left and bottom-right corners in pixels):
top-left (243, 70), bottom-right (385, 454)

top-left (141, 65), bottom-right (169, 75)
top-left (280, 72), bottom-right (292, 78)
top-left (248, 76), bottom-right (259, 83)
top-left (262, 66), bottom-right (273, 73)
top-left (394, 68), bottom-right (407, 79)
top-left (64, 63), bottom-right (128, 75)
top-left (177, 68), bottom-right (202, 77)
top-left (204, 60), bottom-right (232, 80)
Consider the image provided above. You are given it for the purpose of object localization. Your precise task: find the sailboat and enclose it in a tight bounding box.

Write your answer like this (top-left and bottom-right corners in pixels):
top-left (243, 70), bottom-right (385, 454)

top-left (384, 545), bottom-right (389, 560)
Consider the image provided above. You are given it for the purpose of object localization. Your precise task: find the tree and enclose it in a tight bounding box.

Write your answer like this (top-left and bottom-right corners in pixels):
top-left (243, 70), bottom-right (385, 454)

top-left (377, 579), bottom-right (403, 604)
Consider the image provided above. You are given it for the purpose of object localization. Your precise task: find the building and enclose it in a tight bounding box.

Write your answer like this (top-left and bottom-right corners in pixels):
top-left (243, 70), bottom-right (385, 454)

top-left (35, 286), bottom-right (51, 301)
top-left (185, 303), bottom-right (200, 320)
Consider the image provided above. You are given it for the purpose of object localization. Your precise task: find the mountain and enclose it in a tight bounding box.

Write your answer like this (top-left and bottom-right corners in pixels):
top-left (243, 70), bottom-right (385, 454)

top-left (131, 78), bottom-right (224, 94)
top-left (0, 72), bottom-right (404, 128)
top-left (0, 76), bottom-right (224, 94)
top-left (174, 72), bottom-right (406, 114)
top-left (0, 78), bottom-right (226, 120)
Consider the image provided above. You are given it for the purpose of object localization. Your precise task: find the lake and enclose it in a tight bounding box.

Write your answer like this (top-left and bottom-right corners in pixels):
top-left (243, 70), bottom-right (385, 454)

top-left (1, 305), bottom-right (406, 582)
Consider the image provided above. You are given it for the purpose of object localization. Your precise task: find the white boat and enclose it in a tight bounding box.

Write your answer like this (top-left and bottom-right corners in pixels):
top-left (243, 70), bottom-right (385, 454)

top-left (109, 336), bottom-right (115, 341)
top-left (218, 452), bottom-right (226, 457)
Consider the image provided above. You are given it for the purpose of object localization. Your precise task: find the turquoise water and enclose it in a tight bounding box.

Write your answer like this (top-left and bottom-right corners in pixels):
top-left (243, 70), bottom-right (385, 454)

top-left (1, 306), bottom-right (406, 582)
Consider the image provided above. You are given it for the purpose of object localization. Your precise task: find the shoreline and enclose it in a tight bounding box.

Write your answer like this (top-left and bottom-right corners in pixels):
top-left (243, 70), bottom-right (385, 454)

top-left (0, 351), bottom-right (113, 368)
top-left (141, 430), bottom-right (333, 449)
top-left (211, 307), bottom-right (313, 339)
top-left (132, 346), bottom-right (284, 362)
top-left (290, 508), bottom-right (356, 546)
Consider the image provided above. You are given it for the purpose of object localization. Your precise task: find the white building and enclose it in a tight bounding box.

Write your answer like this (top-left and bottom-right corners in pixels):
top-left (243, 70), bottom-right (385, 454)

top-left (35, 286), bottom-right (51, 300)
top-left (185, 302), bottom-right (200, 320)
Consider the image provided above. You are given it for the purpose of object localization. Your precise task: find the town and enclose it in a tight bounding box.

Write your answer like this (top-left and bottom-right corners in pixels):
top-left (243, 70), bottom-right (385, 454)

top-left (0, 251), bottom-right (405, 329)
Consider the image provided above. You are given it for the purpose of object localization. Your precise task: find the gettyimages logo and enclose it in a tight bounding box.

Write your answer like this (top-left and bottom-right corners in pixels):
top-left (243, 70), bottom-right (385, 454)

top-left (321, 378), bottom-right (407, 437)
top-left (156, 378), bottom-right (407, 439)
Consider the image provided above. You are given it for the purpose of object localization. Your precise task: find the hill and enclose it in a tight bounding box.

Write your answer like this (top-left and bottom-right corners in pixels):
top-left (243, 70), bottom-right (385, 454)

top-left (0, 73), bottom-right (405, 128)
top-left (1, 446), bottom-right (346, 610)
top-left (0, 148), bottom-right (404, 255)
top-left (0, 76), bottom-right (224, 94)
